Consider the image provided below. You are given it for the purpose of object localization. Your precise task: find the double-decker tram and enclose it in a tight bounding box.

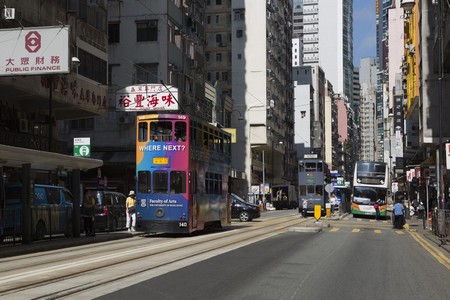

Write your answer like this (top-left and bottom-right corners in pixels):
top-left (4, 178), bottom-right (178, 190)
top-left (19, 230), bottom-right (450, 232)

top-left (135, 114), bottom-right (232, 234)
top-left (298, 158), bottom-right (327, 214)
top-left (352, 161), bottom-right (389, 218)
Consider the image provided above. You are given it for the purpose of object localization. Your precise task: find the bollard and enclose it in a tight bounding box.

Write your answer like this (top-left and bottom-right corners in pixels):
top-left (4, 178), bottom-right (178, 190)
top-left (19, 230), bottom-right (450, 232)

top-left (325, 203), bottom-right (331, 218)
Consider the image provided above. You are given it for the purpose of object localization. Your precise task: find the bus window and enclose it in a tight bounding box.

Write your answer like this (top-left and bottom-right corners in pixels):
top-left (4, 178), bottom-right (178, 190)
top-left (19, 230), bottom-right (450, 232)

top-left (170, 171), bottom-right (186, 194)
top-left (175, 121), bottom-right (186, 141)
top-left (138, 171), bottom-right (151, 193)
top-left (153, 171), bottom-right (168, 194)
top-left (138, 122), bottom-right (148, 142)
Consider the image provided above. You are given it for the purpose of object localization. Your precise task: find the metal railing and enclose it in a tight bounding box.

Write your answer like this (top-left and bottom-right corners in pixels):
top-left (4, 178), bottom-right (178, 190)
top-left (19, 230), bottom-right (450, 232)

top-left (431, 209), bottom-right (450, 244)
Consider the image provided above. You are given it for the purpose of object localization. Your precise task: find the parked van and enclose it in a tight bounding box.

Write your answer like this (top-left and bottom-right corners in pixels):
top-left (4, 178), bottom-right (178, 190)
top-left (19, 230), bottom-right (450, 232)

top-left (89, 190), bottom-right (126, 231)
top-left (1, 184), bottom-right (73, 241)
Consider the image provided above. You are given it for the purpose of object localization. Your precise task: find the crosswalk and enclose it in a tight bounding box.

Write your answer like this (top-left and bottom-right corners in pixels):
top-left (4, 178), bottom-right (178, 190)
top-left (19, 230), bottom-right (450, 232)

top-left (323, 216), bottom-right (410, 234)
top-left (325, 227), bottom-right (407, 234)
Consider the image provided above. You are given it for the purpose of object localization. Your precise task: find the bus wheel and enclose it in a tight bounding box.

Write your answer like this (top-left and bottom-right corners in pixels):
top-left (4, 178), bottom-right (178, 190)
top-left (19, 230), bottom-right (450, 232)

top-left (34, 221), bottom-right (46, 240)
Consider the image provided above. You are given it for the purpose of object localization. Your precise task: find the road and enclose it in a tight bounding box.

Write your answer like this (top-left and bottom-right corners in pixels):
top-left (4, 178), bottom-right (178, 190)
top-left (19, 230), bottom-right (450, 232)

top-left (1, 211), bottom-right (449, 299)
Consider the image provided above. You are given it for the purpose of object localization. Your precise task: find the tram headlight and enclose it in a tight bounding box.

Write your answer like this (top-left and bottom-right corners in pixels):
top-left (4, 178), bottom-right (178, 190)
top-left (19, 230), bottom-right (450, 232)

top-left (156, 208), bottom-right (164, 218)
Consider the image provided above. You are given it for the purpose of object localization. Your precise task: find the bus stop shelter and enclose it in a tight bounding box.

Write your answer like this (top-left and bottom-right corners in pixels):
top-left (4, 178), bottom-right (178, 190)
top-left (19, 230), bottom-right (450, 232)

top-left (0, 144), bottom-right (103, 243)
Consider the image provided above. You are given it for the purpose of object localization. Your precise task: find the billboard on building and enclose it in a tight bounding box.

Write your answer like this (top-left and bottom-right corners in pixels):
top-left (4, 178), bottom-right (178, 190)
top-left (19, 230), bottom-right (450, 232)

top-left (115, 84), bottom-right (179, 111)
top-left (0, 26), bottom-right (70, 76)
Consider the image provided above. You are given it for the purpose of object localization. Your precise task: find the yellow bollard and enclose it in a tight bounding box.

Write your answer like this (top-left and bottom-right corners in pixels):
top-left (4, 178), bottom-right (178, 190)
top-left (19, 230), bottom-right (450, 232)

top-left (325, 203), bottom-right (331, 217)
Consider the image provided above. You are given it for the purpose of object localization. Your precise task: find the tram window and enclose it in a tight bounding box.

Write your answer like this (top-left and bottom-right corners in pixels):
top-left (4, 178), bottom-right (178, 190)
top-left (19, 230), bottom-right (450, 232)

top-left (317, 163), bottom-right (323, 172)
top-left (138, 171), bottom-right (151, 193)
top-left (299, 185), bottom-right (306, 196)
top-left (305, 163), bottom-right (317, 172)
top-left (299, 163), bottom-right (305, 172)
top-left (315, 185), bottom-right (323, 196)
top-left (189, 170), bottom-right (197, 194)
top-left (170, 171), bottom-right (186, 194)
top-left (307, 185), bottom-right (314, 194)
top-left (138, 122), bottom-right (148, 142)
top-left (175, 121), bottom-right (186, 141)
top-left (203, 128), bottom-right (209, 148)
top-left (153, 171), bottom-right (168, 193)
top-left (150, 121), bottom-right (172, 142)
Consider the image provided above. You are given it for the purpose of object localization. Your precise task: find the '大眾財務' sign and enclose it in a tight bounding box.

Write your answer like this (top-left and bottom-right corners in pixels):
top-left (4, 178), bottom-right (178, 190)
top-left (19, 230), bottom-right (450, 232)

top-left (115, 84), bottom-right (179, 111)
top-left (0, 26), bottom-right (70, 76)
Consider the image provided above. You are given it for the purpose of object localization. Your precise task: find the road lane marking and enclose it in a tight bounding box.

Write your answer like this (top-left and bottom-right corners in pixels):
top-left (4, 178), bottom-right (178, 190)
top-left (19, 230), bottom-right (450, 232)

top-left (395, 230), bottom-right (405, 234)
top-left (330, 228), bottom-right (340, 232)
top-left (352, 229), bottom-right (360, 233)
top-left (408, 231), bottom-right (450, 270)
top-left (374, 230), bottom-right (381, 234)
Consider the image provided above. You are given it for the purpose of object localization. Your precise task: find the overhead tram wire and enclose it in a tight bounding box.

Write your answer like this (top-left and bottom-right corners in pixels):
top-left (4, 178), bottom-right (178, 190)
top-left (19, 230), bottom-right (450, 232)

top-left (160, 80), bottom-right (186, 115)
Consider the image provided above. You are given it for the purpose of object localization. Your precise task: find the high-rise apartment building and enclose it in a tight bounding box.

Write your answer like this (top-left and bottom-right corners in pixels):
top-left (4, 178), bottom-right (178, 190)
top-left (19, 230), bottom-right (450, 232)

top-left (301, 0), bottom-right (353, 102)
top-left (231, 0), bottom-right (295, 196)
top-left (359, 57), bottom-right (378, 161)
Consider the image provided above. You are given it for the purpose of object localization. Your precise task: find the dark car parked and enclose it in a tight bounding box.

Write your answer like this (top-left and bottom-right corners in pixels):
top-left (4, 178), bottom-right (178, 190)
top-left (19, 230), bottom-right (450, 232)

top-left (231, 193), bottom-right (261, 222)
top-left (82, 190), bottom-right (126, 232)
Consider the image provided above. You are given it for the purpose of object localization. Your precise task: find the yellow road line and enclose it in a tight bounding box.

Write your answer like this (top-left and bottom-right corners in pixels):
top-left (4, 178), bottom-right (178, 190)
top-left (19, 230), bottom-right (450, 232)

top-left (370, 220), bottom-right (375, 222)
top-left (330, 228), bottom-right (340, 232)
top-left (374, 230), bottom-right (381, 234)
top-left (408, 231), bottom-right (450, 270)
top-left (395, 230), bottom-right (405, 234)
top-left (352, 229), bottom-right (360, 233)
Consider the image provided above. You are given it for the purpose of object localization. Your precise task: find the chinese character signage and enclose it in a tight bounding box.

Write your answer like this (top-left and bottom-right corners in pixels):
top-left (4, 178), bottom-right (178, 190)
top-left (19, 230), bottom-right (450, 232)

top-left (115, 84), bottom-right (179, 111)
top-left (393, 95), bottom-right (404, 133)
top-left (0, 26), bottom-right (70, 76)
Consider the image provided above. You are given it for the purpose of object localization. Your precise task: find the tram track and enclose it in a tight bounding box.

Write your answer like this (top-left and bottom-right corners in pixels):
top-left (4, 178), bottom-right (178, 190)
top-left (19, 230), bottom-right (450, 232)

top-left (0, 212), bottom-right (306, 299)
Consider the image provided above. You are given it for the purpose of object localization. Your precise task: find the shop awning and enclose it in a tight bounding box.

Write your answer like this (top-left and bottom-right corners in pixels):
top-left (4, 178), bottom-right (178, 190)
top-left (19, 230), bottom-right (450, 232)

top-left (0, 144), bottom-right (103, 171)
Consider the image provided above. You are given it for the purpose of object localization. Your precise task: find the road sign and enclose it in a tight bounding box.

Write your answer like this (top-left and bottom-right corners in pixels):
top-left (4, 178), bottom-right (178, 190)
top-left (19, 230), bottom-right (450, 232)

top-left (74, 137), bottom-right (91, 157)
top-left (314, 205), bottom-right (321, 221)
top-left (325, 184), bottom-right (334, 193)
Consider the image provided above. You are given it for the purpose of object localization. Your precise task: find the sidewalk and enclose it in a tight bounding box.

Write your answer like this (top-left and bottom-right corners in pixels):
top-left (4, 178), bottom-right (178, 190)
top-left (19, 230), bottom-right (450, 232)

top-left (406, 216), bottom-right (450, 254)
top-left (0, 230), bottom-right (137, 259)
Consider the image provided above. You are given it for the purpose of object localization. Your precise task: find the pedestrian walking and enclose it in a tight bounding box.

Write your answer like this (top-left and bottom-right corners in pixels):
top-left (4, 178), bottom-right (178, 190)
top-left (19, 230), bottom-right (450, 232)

top-left (374, 199), bottom-right (380, 220)
top-left (330, 193), bottom-right (337, 215)
top-left (126, 190), bottom-right (137, 232)
top-left (417, 202), bottom-right (425, 219)
top-left (393, 199), bottom-right (405, 229)
top-left (302, 199), bottom-right (308, 218)
top-left (81, 189), bottom-right (96, 237)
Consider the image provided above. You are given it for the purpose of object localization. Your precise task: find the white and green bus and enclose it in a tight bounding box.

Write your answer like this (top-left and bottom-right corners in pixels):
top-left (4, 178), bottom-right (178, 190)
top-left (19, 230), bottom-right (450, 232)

top-left (352, 161), bottom-right (389, 218)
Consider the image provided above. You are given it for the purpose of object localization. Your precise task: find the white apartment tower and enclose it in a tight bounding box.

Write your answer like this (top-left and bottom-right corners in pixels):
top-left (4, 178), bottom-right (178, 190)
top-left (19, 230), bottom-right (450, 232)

top-left (359, 57), bottom-right (378, 161)
top-left (231, 0), bottom-right (295, 195)
top-left (302, 0), bottom-right (353, 100)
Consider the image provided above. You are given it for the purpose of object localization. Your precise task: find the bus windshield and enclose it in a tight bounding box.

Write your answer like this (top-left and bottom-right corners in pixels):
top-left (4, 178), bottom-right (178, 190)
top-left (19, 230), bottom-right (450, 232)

top-left (353, 186), bottom-right (387, 205)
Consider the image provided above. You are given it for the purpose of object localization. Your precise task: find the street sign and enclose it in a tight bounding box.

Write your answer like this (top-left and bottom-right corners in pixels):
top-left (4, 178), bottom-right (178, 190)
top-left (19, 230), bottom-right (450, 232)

top-left (314, 205), bottom-right (321, 221)
top-left (74, 137), bottom-right (91, 157)
top-left (325, 184), bottom-right (334, 193)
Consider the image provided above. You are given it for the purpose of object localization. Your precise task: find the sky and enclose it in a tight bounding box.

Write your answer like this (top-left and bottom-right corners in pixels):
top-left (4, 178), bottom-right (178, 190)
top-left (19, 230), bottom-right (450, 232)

top-left (353, 0), bottom-right (377, 67)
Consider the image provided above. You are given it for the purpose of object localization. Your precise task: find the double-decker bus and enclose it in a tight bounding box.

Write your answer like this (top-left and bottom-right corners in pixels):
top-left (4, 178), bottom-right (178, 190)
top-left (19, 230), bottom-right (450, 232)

top-left (298, 158), bottom-right (327, 214)
top-left (135, 114), bottom-right (232, 234)
top-left (352, 161), bottom-right (389, 218)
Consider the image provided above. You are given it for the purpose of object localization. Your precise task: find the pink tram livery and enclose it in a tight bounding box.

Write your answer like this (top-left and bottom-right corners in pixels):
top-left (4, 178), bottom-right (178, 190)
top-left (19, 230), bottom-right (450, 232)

top-left (135, 114), bottom-right (232, 234)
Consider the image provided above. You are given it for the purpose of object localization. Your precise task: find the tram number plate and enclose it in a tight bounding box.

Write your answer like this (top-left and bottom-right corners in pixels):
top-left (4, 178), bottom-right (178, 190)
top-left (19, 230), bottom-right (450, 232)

top-left (179, 222), bottom-right (188, 228)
